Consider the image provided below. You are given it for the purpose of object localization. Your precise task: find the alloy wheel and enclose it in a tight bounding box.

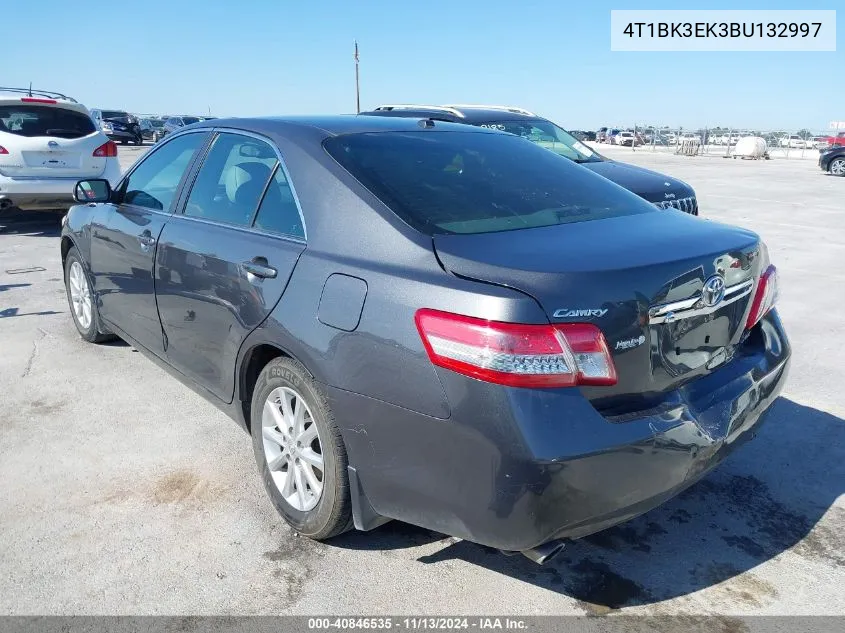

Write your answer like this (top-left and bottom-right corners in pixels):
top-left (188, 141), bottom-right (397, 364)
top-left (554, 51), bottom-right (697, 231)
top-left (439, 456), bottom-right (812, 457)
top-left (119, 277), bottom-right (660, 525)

top-left (831, 158), bottom-right (845, 176)
top-left (68, 261), bottom-right (92, 330)
top-left (261, 387), bottom-right (324, 511)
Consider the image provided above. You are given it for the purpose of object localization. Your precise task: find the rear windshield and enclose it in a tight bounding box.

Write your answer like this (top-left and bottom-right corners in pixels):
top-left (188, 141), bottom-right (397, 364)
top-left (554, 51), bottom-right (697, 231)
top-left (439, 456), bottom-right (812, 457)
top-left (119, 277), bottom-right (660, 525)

top-left (0, 105), bottom-right (96, 139)
top-left (324, 131), bottom-right (655, 235)
top-left (101, 110), bottom-right (128, 119)
top-left (182, 117), bottom-right (201, 125)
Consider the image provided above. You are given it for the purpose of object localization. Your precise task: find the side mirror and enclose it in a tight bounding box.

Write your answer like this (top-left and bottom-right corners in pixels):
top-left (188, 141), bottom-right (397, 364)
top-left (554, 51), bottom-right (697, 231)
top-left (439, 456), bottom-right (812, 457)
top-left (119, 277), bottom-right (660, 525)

top-left (74, 179), bottom-right (112, 203)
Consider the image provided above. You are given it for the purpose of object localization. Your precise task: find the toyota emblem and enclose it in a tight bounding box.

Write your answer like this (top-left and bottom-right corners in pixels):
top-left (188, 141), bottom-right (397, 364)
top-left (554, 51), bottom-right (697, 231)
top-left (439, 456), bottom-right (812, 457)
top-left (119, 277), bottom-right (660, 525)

top-left (701, 275), bottom-right (726, 307)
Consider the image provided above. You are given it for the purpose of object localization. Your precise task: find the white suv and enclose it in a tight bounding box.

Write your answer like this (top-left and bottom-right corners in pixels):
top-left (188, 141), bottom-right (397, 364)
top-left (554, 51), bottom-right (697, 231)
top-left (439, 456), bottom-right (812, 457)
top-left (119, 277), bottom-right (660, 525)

top-left (0, 87), bottom-right (121, 212)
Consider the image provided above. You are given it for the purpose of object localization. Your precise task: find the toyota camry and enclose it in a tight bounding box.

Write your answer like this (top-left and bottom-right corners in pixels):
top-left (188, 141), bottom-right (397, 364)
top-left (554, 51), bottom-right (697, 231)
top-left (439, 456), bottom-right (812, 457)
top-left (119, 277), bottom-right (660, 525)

top-left (61, 116), bottom-right (789, 564)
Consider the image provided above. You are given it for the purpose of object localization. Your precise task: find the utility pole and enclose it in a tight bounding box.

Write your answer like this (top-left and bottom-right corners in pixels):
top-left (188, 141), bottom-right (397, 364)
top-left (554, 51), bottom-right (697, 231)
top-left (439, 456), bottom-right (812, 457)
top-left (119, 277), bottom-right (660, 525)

top-left (354, 40), bottom-right (360, 113)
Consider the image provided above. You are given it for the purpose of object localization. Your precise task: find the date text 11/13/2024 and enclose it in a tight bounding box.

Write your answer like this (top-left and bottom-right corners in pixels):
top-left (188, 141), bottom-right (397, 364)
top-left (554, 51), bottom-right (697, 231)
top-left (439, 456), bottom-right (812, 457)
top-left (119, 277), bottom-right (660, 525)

top-left (307, 617), bottom-right (529, 630)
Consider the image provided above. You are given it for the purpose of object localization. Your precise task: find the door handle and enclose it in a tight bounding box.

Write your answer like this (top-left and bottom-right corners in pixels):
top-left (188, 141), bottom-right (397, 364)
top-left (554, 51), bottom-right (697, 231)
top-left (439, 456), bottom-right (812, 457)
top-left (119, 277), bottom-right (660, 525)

top-left (242, 257), bottom-right (277, 280)
top-left (138, 231), bottom-right (156, 248)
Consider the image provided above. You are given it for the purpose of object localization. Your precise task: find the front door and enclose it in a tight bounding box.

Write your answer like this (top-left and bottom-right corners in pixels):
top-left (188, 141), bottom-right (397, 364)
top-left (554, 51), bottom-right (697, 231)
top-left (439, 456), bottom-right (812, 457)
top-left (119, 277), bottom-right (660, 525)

top-left (155, 132), bottom-right (307, 401)
top-left (91, 131), bottom-right (208, 356)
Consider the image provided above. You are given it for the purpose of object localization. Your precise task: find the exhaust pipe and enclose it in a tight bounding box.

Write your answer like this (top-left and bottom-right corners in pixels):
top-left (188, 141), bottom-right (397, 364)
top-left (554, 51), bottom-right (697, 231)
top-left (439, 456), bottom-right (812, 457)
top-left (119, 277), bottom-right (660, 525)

top-left (520, 539), bottom-right (567, 565)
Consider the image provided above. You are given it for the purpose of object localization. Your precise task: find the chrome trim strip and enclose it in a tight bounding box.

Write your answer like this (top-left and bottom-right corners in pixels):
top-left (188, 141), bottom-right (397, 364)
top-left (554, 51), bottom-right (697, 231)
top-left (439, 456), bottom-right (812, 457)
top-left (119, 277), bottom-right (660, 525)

top-left (649, 279), bottom-right (754, 324)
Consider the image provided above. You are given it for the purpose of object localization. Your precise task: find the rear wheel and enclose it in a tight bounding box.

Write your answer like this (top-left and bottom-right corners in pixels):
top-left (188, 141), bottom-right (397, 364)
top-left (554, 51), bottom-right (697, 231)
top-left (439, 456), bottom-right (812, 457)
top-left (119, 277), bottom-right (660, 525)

top-left (250, 357), bottom-right (352, 540)
top-left (830, 158), bottom-right (845, 176)
top-left (64, 248), bottom-right (114, 343)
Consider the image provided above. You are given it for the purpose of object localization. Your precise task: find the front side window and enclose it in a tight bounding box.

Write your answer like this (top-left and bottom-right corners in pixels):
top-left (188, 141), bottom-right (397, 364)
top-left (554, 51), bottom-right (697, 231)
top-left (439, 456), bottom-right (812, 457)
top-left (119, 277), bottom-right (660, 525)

top-left (0, 105), bottom-right (96, 139)
top-left (122, 132), bottom-right (207, 211)
top-left (184, 133), bottom-right (277, 226)
top-left (325, 130), bottom-right (655, 236)
top-left (475, 118), bottom-right (599, 163)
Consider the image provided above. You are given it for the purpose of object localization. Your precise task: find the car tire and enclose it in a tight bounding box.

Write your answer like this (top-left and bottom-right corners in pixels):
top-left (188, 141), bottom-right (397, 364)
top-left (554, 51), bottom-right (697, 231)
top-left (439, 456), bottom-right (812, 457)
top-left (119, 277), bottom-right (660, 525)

top-left (64, 247), bottom-right (114, 343)
top-left (829, 158), bottom-right (845, 176)
top-left (251, 356), bottom-right (353, 540)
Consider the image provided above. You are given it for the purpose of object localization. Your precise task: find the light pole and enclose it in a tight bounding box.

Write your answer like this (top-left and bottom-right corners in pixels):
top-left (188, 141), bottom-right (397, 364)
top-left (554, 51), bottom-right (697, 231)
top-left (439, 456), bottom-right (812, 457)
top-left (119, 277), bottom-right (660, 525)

top-left (354, 40), bottom-right (360, 113)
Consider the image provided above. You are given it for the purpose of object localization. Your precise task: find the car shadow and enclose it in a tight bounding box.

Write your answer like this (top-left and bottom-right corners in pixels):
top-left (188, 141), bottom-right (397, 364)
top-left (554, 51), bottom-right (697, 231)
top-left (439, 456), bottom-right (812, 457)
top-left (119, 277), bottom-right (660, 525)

top-left (330, 397), bottom-right (844, 612)
top-left (0, 209), bottom-right (64, 238)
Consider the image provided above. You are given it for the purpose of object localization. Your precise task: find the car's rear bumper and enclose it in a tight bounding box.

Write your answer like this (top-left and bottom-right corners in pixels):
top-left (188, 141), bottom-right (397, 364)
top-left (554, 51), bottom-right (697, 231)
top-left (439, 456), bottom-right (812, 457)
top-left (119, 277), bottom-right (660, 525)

top-left (329, 311), bottom-right (790, 552)
top-left (0, 162), bottom-right (121, 211)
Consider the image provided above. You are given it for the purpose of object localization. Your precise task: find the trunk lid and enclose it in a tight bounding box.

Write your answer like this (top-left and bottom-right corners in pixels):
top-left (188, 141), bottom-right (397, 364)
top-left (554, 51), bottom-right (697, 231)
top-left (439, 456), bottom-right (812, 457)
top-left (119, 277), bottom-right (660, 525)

top-left (0, 131), bottom-right (107, 179)
top-left (432, 211), bottom-right (762, 409)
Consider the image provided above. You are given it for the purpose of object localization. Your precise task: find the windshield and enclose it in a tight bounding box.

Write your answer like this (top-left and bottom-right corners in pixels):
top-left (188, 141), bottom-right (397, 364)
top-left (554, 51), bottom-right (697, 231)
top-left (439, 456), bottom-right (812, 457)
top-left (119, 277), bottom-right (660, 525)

top-left (473, 118), bottom-right (601, 163)
top-left (101, 110), bottom-right (129, 120)
top-left (182, 117), bottom-right (201, 125)
top-left (0, 105), bottom-right (96, 139)
top-left (324, 131), bottom-right (653, 236)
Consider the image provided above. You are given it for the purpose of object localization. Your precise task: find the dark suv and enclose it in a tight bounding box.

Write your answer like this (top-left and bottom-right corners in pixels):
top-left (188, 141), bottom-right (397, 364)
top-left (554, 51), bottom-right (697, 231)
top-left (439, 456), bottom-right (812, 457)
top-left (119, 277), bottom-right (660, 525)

top-left (362, 105), bottom-right (698, 215)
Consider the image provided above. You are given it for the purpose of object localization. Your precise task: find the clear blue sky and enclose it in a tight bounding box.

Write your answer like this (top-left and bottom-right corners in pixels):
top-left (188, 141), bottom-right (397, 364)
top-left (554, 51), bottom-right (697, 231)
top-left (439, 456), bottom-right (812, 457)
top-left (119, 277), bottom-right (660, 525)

top-left (7, 0), bottom-right (843, 131)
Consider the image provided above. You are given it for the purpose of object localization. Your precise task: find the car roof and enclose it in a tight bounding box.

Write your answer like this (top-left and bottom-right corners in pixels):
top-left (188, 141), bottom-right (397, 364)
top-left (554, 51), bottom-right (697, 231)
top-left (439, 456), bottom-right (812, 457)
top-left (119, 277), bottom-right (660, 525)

top-left (182, 114), bottom-right (501, 138)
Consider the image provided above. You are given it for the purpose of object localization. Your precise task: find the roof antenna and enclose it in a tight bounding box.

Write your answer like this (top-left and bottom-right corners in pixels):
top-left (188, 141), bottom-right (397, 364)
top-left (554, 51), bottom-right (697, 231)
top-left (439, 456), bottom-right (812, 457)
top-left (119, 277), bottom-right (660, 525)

top-left (28, 82), bottom-right (33, 97)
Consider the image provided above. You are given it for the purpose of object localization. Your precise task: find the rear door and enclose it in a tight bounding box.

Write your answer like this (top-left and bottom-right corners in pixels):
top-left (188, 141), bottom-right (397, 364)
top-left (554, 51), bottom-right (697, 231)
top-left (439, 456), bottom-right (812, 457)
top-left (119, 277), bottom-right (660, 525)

top-left (0, 102), bottom-right (108, 179)
top-left (155, 131), bottom-right (306, 401)
top-left (91, 131), bottom-right (210, 356)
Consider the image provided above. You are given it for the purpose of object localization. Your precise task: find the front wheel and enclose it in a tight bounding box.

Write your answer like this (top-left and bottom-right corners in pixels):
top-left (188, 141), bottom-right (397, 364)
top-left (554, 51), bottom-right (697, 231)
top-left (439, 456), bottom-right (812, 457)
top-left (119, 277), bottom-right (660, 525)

top-left (830, 158), bottom-right (845, 176)
top-left (251, 357), bottom-right (353, 540)
top-left (64, 247), bottom-right (114, 343)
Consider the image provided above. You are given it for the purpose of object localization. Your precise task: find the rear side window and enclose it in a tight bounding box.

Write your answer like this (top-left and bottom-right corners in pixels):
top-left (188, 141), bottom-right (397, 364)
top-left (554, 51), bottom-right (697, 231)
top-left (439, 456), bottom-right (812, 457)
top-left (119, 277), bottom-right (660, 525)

top-left (253, 166), bottom-right (304, 239)
top-left (324, 131), bottom-right (655, 235)
top-left (0, 105), bottom-right (96, 139)
top-left (184, 133), bottom-right (276, 226)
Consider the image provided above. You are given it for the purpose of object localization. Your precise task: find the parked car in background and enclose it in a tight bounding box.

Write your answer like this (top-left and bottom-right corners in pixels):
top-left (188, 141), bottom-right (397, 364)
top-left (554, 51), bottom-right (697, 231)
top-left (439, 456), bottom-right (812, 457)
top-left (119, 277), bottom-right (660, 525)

top-left (90, 109), bottom-right (143, 145)
top-left (569, 130), bottom-right (596, 142)
top-left (140, 117), bottom-right (165, 141)
top-left (361, 104), bottom-right (699, 215)
top-left (615, 131), bottom-right (642, 147)
top-left (817, 131), bottom-right (845, 148)
top-left (810, 136), bottom-right (829, 149)
top-left (156, 115), bottom-right (203, 142)
top-left (62, 115), bottom-right (788, 563)
top-left (778, 135), bottom-right (810, 149)
top-left (0, 87), bottom-right (120, 212)
top-left (596, 127), bottom-right (609, 143)
top-left (819, 144), bottom-right (845, 176)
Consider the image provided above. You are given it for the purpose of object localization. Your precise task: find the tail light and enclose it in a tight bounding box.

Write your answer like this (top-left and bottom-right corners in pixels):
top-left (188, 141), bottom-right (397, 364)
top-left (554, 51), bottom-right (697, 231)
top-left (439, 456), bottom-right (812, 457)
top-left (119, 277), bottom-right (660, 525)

top-left (93, 141), bottom-right (117, 158)
top-left (415, 309), bottom-right (617, 388)
top-left (0, 145), bottom-right (7, 155)
top-left (746, 265), bottom-right (778, 330)
top-left (21, 97), bottom-right (57, 104)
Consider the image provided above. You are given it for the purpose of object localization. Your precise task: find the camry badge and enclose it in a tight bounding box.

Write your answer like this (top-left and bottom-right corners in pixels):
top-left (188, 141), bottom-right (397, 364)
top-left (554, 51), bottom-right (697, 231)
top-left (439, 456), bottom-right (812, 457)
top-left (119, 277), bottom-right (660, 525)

top-left (553, 308), bottom-right (608, 318)
top-left (701, 275), bottom-right (726, 307)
